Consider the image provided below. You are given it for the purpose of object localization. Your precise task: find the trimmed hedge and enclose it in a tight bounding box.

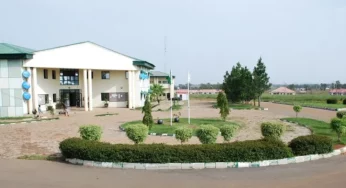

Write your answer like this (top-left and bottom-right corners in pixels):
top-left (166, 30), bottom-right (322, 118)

top-left (288, 135), bottom-right (333, 156)
top-left (125, 124), bottom-right (148, 144)
top-left (59, 138), bottom-right (293, 163)
top-left (326, 98), bottom-right (338, 104)
top-left (261, 122), bottom-right (286, 139)
top-left (175, 127), bottom-right (193, 144)
top-left (196, 125), bottom-right (220, 144)
top-left (336, 111), bottom-right (346, 119)
top-left (343, 99), bottom-right (346, 105)
top-left (78, 125), bottom-right (103, 141)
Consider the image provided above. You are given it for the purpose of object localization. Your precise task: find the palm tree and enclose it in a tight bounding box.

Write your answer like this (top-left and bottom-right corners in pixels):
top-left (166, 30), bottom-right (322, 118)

top-left (150, 84), bottom-right (164, 104)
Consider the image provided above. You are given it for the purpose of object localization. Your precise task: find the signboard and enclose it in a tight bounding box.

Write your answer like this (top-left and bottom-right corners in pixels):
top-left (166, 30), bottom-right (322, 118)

top-left (109, 92), bottom-right (128, 102)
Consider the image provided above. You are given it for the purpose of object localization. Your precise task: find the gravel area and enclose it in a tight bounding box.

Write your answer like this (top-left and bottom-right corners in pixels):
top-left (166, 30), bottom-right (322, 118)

top-left (0, 100), bottom-right (313, 159)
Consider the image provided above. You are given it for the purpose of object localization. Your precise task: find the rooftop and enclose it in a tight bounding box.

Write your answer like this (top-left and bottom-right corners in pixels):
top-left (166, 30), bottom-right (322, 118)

top-left (150, 70), bottom-right (175, 78)
top-left (0, 43), bottom-right (34, 59)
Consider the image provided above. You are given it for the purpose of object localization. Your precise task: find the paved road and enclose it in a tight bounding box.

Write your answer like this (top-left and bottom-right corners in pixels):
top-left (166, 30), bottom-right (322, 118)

top-left (1, 156), bottom-right (346, 188)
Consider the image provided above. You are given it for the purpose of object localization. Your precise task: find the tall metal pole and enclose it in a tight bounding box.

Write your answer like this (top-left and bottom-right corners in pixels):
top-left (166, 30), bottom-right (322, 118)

top-left (170, 69), bottom-right (173, 126)
top-left (188, 71), bottom-right (190, 124)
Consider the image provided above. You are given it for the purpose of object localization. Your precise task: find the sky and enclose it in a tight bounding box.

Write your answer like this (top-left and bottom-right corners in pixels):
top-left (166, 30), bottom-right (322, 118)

top-left (1, 0), bottom-right (346, 85)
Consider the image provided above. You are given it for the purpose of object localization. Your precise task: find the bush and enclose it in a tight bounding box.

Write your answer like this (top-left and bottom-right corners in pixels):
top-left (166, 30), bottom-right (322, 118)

top-left (288, 135), bottom-right (333, 156)
top-left (196, 125), bottom-right (220, 144)
top-left (336, 111), bottom-right (346, 119)
top-left (125, 124), bottom-right (148, 144)
top-left (261, 122), bottom-right (286, 139)
top-left (217, 92), bottom-right (230, 121)
top-left (330, 118), bottom-right (346, 142)
top-left (343, 99), bottom-right (346, 105)
top-left (78, 125), bottom-right (103, 141)
top-left (293, 105), bottom-right (302, 118)
top-left (59, 138), bottom-right (293, 163)
top-left (220, 124), bottom-right (238, 142)
top-left (326, 98), bottom-right (338, 104)
top-left (46, 105), bottom-right (54, 115)
top-left (175, 127), bottom-right (193, 144)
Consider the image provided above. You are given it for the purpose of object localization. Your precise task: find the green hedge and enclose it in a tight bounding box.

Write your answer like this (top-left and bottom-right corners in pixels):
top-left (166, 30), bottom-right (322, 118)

top-left (343, 99), bottom-right (346, 105)
top-left (288, 135), bottom-right (333, 156)
top-left (261, 122), bottom-right (285, 139)
top-left (336, 111), bottom-right (346, 119)
top-left (59, 138), bottom-right (293, 163)
top-left (326, 98), bottom-right (338, 104)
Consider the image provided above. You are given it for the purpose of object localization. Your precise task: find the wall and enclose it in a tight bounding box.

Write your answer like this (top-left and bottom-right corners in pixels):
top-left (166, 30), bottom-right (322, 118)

top-left (150, 76), bottom-right (175, 98)
top-left (0, 59), bottom-right (26, 117)
top-left (35, 68), bottom-right (129, 110)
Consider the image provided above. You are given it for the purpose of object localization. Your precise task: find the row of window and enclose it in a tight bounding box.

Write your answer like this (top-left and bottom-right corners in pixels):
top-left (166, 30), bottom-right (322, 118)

top-left (43, 69), bottom-right (116, 85)
top-left (149, 81), bottom-right (168, 84)
top-left (38, 94), bottom-right (57, 105)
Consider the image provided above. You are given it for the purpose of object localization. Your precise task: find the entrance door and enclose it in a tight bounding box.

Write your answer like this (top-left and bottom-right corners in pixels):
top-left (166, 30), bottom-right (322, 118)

top-left (60, 89), bottom-right (81, 107)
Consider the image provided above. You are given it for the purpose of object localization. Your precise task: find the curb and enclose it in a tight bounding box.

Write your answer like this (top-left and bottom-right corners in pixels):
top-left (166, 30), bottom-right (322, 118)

top-left (65, 146), bottom-right (346, 170)
top-left (0, 118), bottom-right (59, 126)
top-left (119, 125), bottom-right (175, 137)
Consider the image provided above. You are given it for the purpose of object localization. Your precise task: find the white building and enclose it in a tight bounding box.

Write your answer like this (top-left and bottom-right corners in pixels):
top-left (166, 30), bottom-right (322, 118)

top-left (0, 42), bottom-right (155, 117)
top-left (149, 71), bottom-right (175, 100)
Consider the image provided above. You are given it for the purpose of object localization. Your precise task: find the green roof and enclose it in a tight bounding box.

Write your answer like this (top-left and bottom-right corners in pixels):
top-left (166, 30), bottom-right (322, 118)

top-left (0, 43), bottom-right (34, 59)
top-left (149, 71), bottom-right (175, 78)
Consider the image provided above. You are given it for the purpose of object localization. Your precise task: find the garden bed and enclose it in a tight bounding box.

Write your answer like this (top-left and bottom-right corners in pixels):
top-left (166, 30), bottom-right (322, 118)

top-left (120, 118), bottom-right (239, 135)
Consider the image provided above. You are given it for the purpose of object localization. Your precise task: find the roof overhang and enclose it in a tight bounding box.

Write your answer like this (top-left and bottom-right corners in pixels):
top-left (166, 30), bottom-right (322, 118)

top-left (133, 60), bottom-right (155, 70)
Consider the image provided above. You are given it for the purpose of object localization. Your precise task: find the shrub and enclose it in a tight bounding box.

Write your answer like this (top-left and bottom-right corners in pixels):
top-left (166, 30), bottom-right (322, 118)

top-left (326, 98), bottom-right (338, 104)
top-left (142, 96), bottom-right (153, 130)
top-left (336, 111), bottom-right (346, 119)
top-left (175, 127), bottom-right (193, 144)
top-left (288, 135), bottom-right (333, 156)
top-left (46, 105), bottom-right (54, 116)
top-left (293, 105), bottom-right (302, 118)
top-left (196, 125), bottom-right (220, 144)
top-left (343, 99), bottom-right (346, 105)
top-left (220, 124), bottom-right (238, 142)
top-left (125, 124), bottom-right (148, 144)
top-left (217, 92), bottom-right (230, 121)
top-left (261, 122), bottom-right (286, 139)
top-left (59, 138), bottom-right (293, 163)
top-left (78, 125), bottom-right (103, 141)
top-left (330, 118), bottom-right (346, 142)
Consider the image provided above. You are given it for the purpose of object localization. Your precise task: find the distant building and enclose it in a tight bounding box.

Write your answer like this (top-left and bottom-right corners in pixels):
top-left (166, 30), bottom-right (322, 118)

top-left (176, 89), bottom-right (221, 101)
top-left (149, 71), bottom-right (175, 100)
top-left (270, 87), bottom-right (296, 95)
top-left (329, 89), bottom-right (346, 95)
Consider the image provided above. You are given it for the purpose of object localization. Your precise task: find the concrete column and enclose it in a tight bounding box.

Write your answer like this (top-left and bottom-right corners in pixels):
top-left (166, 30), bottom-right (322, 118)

top-left (128, 71), bottom-right (132, 109)
top-left (88, 69), bottom-right (93, 111)
top-left (83, 69), bottom-right (88, 111)
top-left (27, 68), bottom-right (33, 114)
top-left (32, 67), bottom-right (38, 110)
top-left (132, 71), bottom-right (136, 108)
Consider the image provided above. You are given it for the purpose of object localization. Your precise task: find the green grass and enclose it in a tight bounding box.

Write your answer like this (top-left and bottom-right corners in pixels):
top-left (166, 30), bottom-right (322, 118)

top-left (0, 117), bottom-right (59, 125)
top-left (262, 93), bottom-right (346, 109)
top-left (282, 117), bottom-right (346, 144)
top-left (121, 118), bottom-right (239, 135)
top-left (190, 94), bottom-right (217, 100)
top-left (95, 113), bottom-right (118, 117)
top-left (213, 103), bottom-right (261, 110)
top-left (0, 116), bottom-right (32, 120)
top-left (17, 154), bottom-right (63, 161)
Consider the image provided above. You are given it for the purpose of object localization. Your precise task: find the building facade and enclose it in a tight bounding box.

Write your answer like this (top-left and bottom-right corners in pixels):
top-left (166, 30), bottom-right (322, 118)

top-left (0, 42), bottom-right (154, 117)
top-left (149, 71), bottom-right (175, 100)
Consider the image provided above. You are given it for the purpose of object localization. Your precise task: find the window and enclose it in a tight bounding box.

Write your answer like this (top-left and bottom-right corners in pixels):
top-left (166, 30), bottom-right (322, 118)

top-left (101, 71), bottom-right (110, 79)
top-left (162, 81), bottom-right (168, 84)
top-left (60, 69), bottom-right (79, 85)
top-left (52, 70), bottom-right (56, 79)
top-left (44, 69), bottom-right (48, 79)
top-left (158, 81), bottom-right (162, 84)
top-left (53, 94), bottom-right (57, 102)
top-left (163, 93), bottom-right (166, 96)
top-left (38, 94), bottom-right (49, 105)
top-left (101, 93), bottom-right (110, 101)
top-left (125, 71), bottom-right (129, 79)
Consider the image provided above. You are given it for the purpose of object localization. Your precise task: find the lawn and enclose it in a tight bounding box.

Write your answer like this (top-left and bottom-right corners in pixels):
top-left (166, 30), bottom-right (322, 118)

top-left (0, 117), bottom-right (59, 125)
top-left (213, 103), bottom-right (261, 110)
top-left (95, 113), bottom-right (118, 117)
top-left (0, 116), bottom-right (32, 120)
top-left (282, 117), bottom-right (346, 144)
top-left (121, 118), bottom-right (239, 135)
top-left (262, 93), bottom-right (346, 110)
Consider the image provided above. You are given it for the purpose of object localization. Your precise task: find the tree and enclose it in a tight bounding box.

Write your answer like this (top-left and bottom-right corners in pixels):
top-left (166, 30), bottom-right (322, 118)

top-left (150, 84), bottom-right (164, 104)
top-left (223, 63), bottom-right (243, 103)
top-left (330, 118), bottom-right (346, 143)
top-left (217, 92), bottom-right (230, 121)
top-left (287, 84), bottom-right (295, 90)
top-left (293, 105), bottom-right (302, 118)
top-left (320, 83), bottom-right (327, 91)
top-left (335, 80), bottom-right (342, 89)
top-left (142, 96), bottom-right (154, 130)
top-left (253, 57), bottom-right (271, 107)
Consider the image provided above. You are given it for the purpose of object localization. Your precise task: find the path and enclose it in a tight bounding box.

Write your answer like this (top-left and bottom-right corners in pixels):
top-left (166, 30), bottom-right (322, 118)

top-left (1, 156), bottom-right (346, 188)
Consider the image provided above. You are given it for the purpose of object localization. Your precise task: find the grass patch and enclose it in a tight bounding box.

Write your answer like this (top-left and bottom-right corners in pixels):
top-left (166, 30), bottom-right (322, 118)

top-left (121, 118), bottom-right (239, 135)
top-left (95, 113), bottom-right (118, 117)
top-left (213, 103), bottom-right (261, 110)
top-left (0, 116), bottom-right (31, 120)
top-left (282, 117), bottom-right (346, 144)
top-left (17, 154), bottom-right (63, 161)
top-left (0, 117), bottom-right (59, 125)
top-left (166, 104), bottom-right (182, 111)
top-left (190, 94), bottom-right (218, 100)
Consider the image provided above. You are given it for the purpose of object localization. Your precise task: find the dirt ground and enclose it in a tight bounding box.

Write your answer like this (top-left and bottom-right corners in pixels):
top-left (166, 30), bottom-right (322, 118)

top-left (0, 100), bottom-right (332, 159)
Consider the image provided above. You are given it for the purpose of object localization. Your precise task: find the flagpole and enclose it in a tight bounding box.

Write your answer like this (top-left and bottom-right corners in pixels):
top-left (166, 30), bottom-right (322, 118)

top-left (188, 71), bottom-right (190, 124)
top-left (170, 69), bottom-right (173, 126)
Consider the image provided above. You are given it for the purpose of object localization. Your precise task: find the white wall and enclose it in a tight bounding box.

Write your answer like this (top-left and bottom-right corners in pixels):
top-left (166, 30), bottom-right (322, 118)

top-left (24, 42), bottom-right (138, 71)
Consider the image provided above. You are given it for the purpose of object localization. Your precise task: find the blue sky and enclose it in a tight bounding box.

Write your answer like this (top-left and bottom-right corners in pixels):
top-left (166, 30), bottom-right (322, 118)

top-left (1, 0), bottom-right (345, 84)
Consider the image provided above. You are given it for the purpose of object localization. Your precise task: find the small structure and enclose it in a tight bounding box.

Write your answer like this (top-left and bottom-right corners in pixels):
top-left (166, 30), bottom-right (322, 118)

top-left (149, 71), bottom-right (175, 100)
top-left (176, 90), bottom-right (188, 101)
top-left (270, 87), bottom-right (296, 95)
top-left (329, 89), bottom-right (346, 95)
